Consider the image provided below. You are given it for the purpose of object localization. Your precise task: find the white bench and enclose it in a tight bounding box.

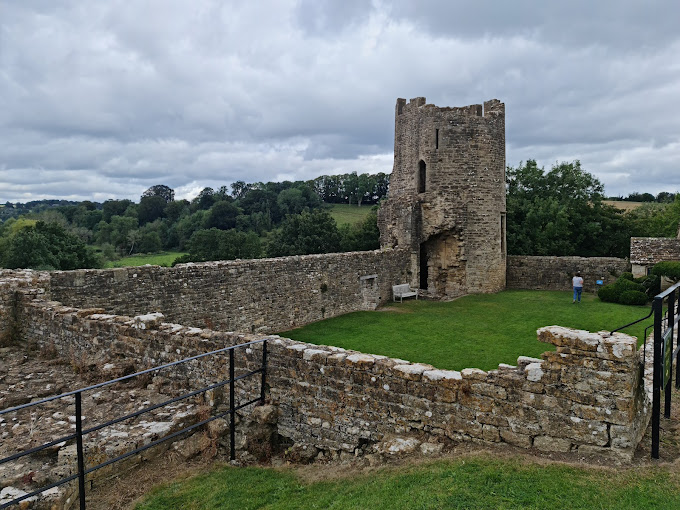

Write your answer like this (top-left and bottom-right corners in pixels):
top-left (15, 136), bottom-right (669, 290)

top-left (392, 284), bottom-right (418, 302)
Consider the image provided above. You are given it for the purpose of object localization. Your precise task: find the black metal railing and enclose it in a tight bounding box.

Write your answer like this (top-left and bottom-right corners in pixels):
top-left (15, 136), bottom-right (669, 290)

top-left (0, 338), bottom-right (267, 509)
top-left (651, 281), bottom-right (680, 459)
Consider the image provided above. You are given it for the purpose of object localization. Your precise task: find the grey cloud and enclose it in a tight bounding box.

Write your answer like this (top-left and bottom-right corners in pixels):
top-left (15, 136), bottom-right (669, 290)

top-left (1, 0), bottom-right (679, 202)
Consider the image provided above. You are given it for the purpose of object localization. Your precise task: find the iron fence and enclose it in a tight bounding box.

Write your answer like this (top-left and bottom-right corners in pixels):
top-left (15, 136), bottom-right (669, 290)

top-left (651, 280), bottom-right (680, 459)
top-left (0, 338), bottom-right (267, 509)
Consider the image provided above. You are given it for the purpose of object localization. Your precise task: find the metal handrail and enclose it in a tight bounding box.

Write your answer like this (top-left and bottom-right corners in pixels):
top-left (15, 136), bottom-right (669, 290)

top-left (0, 338), bottom-right (268, 509)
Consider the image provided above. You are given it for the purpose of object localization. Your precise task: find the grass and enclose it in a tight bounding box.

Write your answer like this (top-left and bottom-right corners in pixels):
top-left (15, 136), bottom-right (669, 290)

top-left (136, 456), bottom-right (680, 509)
top-left (280, 290), bottom-right (652, 372)
top-left (103, 251), bottom-right (187, 268)
top-left (326, 203), bottom-right (375, 226)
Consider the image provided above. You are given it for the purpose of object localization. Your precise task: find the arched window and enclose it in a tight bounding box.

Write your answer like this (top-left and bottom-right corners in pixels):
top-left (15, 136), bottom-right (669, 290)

top-left (418, 160), bottom-right (426, 193)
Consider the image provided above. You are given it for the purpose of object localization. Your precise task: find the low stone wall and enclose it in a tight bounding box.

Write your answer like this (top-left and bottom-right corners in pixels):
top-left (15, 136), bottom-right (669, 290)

top-left (269, 326), bottom-right (648, 460)
top-left (507, 256), bottom-right (630, 292)
top-left (47, 249), bottom-right (410, 334)
top-left (17, 291), bottom-right (650, 461)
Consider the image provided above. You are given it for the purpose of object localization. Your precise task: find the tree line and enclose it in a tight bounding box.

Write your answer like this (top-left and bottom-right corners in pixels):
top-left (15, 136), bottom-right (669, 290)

top-left (0, 174), bottom-right (385, 270)
top-left (1, 164), bottom-right (679, 271)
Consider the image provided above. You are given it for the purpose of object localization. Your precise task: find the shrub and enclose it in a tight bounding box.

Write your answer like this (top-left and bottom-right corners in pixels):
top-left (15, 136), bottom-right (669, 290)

top-left (613, 278), bottom-right (644, 293)
top-left (620, 272), bottom-right (635, 281)
top-left (651, 261), bottom-right (680, 281)
top-left (597, 284), bottom-right (619, 303)
top-left (636, 274), bottom-right (661, 297)
top-left (598, 276), bottom-right (648, 304)
top-left (619, 290), bottom-right (649, 306)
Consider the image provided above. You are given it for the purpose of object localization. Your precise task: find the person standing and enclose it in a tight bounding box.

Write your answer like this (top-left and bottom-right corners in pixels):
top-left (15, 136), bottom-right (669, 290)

top-left (572, 272), bottom-right (584, 303)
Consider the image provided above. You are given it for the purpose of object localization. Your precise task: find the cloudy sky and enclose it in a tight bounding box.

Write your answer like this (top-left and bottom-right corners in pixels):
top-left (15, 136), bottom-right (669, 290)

top-left (1, 0), bottom-right (679, 203)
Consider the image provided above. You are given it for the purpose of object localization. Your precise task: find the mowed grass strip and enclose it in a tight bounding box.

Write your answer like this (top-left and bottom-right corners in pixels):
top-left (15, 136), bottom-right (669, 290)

top-left (136, 456), bottom-right (680, 510)
top-left (326, 203), bottom-right (375, 226)
top-left (104, 251), bottom-right (187, 268)
top-left (280, 290), bottom-right (651, 372)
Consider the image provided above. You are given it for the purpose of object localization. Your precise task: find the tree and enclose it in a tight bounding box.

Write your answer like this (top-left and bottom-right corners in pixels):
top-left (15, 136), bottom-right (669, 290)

top-left (267, 210), bottom-right (341, 257)
top-left (142, 184), bottom-right (175, 203)
top-left (1, 221), bottom-right (99, 270)
top-left (192, 187), bottom-right (216, 211)
top-left (340, 210), bottom-right (380, 251)
top-left (178, 228), bottom-right (262, 262)
top-left (230, 180), bottom-right (252, 199)
top-left (506, 160), bottom-right (630, 257)
top-left (138, 195), bottom-right (167, 225)
top-left (102, 199), bottom-right (132, 222)
top-left (204, 201), bottom-right (242, 230)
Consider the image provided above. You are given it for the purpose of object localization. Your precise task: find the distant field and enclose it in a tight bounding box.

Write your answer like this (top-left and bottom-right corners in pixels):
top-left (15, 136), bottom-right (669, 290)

top-left (603, 200), bottom-right (644, 211)
top-left (104, 251), bottom-right (187, 268)
top-left (326, 203), bottom-right (375, 225)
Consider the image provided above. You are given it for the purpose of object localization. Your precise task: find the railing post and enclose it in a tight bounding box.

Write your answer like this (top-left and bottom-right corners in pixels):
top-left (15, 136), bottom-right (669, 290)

top-left (229, 348), bottom-right (235, 461)
top-left (652, 296), bottom-right (663, 459)
top-left (260, 340), bottom-right (267, 404)
top-left (75, 392), bottom-right (87, 510)
top-left (674, 289), bottom-right (680, 391)
top-left (666, 290), bottom-right (676, 417)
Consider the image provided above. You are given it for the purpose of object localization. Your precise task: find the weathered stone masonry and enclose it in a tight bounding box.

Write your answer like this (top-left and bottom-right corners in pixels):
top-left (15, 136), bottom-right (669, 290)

top-left (507, 256), bottom-right (631, 292)
top-left (47, 249), bottom-right (410, 334)
top-left (15, 288), bottom-right (650, 461)
top-left (378, 98), bottom-right (506, 299)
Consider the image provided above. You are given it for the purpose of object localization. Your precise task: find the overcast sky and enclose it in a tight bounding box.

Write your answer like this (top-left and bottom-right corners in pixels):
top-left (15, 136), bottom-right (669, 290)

top-left (1, 0), bottom-right (679, 203)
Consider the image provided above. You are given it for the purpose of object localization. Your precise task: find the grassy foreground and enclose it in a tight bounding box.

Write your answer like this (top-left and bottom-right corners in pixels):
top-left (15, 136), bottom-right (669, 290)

top-left (103, 251), bottom-right (187, 268)
top-left (281, 290), bottom-right (651, 372)
top-left (327, 203), bottom-right (375, 226)
top-left (136, 456), bottom-right (680, 509)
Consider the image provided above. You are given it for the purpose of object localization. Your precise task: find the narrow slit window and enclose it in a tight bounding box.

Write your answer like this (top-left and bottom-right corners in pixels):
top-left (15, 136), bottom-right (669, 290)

top-left (418, 160), bottom-right (426, 193)
top-left (435, 129), bottom-right (439, 149)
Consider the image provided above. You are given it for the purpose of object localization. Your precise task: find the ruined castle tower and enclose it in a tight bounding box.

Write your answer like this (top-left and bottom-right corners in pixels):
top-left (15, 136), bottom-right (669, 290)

top-left (378, 97), bottom-right (506, 298)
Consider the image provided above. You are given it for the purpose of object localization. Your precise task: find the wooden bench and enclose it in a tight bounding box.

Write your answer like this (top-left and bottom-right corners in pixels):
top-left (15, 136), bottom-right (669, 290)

top-left (392, 284), bottom-right (418, 302)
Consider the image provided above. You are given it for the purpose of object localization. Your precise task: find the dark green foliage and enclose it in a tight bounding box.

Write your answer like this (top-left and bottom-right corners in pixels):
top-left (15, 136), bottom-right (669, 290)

top-left (636, 274), bottom-right (661, 297)
top-left (597, 284), bottom-right (619, 303)
top-left (102, 199), bottom-right (132, 222)
top-left (627, 195), bottom-right (680, 238)
top-left (339, 210), bottom-right (380, 251)
top-left (1, 221), bottom-right (100, 270)
top-left (598, 275), bottom-right (648, 304)
top-left (506, 160), bottom-right (631, 257)
top-left (204, 201), bottom-right (242, 230)
top-left (141, 184), bottom-right (174, 203)
top-left (138, 195), bottom-right (167, 225)
top-left (620, 272), bottom-right (634, 281)
top-left (267, 210), bottom-right (341, 257)
top-left (174, 228), bottom-right (262, 264)
top-left (619, 290), bottom-right (649, 306)
top-left (652, 261), bottom-right (680, 281)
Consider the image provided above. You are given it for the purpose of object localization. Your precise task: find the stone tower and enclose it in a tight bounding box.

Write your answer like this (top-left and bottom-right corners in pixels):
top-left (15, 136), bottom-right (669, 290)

top-left (378, 97), bottom-right (506, 298)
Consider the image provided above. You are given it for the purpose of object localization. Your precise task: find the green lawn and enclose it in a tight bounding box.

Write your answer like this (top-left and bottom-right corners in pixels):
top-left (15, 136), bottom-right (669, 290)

top-left (326, 203), bottom-right (375, 226)
top-left (280, 290), bottom-right (652, 372)
top-left (103, 251), bottom-right (187, 268)
top-left (136, 456), bottom-right (680, 510)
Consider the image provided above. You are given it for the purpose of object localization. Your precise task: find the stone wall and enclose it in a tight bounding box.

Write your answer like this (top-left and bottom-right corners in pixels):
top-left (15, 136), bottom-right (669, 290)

top-left (378, 97), bottom-right (506, 298)
top-left (16, 290), bottom-right (650, 461)
top-left (507, 256), bottom-right (630, 292)
top-left (48, 249), bottom-right (410, 334)
top-left (0, 270), bottom-right (47, 345)
top-left (630, 237), bottom-right (680, 277)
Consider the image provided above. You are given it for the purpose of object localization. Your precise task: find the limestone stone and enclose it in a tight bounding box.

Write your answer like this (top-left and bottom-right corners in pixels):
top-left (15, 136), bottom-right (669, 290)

top-left (534, 436), bottom-right (572, 452)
